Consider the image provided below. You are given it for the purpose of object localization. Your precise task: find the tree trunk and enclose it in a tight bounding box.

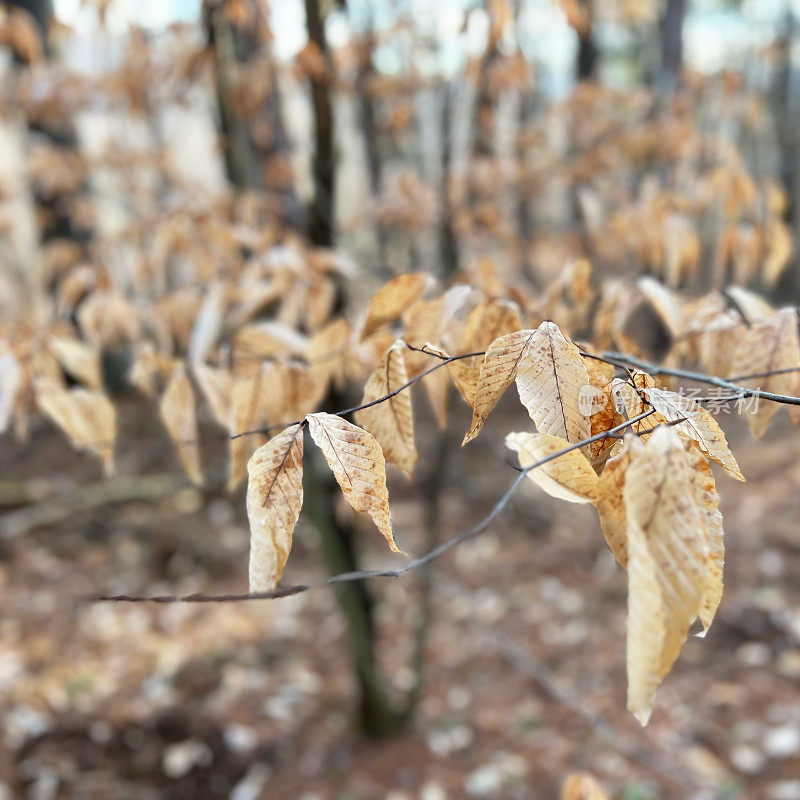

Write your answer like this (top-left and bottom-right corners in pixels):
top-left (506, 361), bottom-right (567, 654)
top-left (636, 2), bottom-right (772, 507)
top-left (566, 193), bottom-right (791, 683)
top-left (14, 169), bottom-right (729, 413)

top-left (304, 0), bottom-right (336, 248)
top-left (205, 0), bottom-right (303, 226)
top-left (576, 1), bottom-right (597, 81)
top-left (438, 82), bottom-right (459, 277)
top-left (660, 0), bottom-right (686, 92)
top-left (304, 447), bottom-right (408, 738)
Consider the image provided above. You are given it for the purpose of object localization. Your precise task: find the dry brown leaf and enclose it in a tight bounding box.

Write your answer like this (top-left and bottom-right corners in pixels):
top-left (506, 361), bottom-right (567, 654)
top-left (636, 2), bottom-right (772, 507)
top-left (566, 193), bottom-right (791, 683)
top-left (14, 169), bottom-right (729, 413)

top-left (49, 336), bottom-right (102, 389)
top-left (193, 363), bottom-right (233, 428)
top-left (594, 443), bottom-right (632, 568)
top-left (35, 379), bottom-right (116, 476)
top-left (159, 364), bottom-right (203, 485)
top-left (725, 285), bottom-right (775, 323)
top-left (188, 281), bottom-right (228, 365)
top-left (361, 273), bottom-right (430, 340)
top-left (560, 772), bottom-right (609, 800)
top-left (506, 431), bottom-right (599, 503)
top-left (306, 412), bottom-right (401, 553)
top-left (233, 321), bottom-right (309, 362)
top-left (644, 388), bottom-right (744, 481)
top-left (637, 276), bottom-right (684, 338)
top-left (611, 373), bottom-right (665, 439)
top-left (685, 442), bottom-right (725, 634)
top-left (463, 329), bottom-right (536, 444)
top-left (246, 423), bottom-right (304, 591)
top-left (515, 321), bottom-right (591, 443)
top-left (228, 366), bottom-right (268, 492)
top-left (624, 426), bottom-right (708, 724)
top-left (309, 317), bottom-right (351, 394)
top-left (731, 307), bottom-right (800, 437)
top-left (354, 341), bottom-right (417, 477)
top-left (762, 219), bottom-right (792, 287)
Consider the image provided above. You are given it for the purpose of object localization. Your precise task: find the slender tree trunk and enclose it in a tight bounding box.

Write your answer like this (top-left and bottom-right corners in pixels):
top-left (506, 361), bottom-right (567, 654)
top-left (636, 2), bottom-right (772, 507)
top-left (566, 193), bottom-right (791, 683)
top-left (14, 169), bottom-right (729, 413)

top-left (205, 0), bottom-right (303, 226)
top-left (301, 0), bottom-right (405, 724)
top-left (576, 1), bottom-right (597, 81)
top-left (304, 449), bottom-right (407, 737)
top-left (305, 0), bottom-right (335, 248)
top-left (354, 29), bottom-right (389, 275)
top-left (439, 82), bottom-right (459, 277)
top-left (660, 0), bottom-right (686, 92)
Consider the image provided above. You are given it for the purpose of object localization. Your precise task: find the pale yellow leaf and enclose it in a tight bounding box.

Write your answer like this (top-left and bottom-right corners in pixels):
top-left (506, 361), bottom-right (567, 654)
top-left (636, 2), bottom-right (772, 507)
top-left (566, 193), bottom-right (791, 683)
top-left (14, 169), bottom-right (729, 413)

top-left (624, 426), bottom-right (708, 725)
top-left (193, 363), bottom-right (232, 428)
top-left (762, 219), bottom-right (792, 288)
top-left (594, 444), bottom-right (632, 568)
top-left (233, 321), bottom-right (309, 361)
top-left (463, 329), bottom-right (536, 444)
top-left (228, 365), bottom-right (268, 492)
top-left (35, 379), bottom-right (116, 475)
top-left (506, 431), bottom-right (599, 504)
top-left (160, 364), bottom-right (203, 485)
top-left (611, 373), bottom-right (665, 439)
top-left (361, 273), bottom-right (430, 340)
top-left (308, 317), bottom-right (351, 394)
top-left (644, 388), bottom-right (744, 481)
top-left (515, 321), bottom-right (591, 443)
top-left (354, 341), bottom-right (417, 476)
top-left (246, 423), bottom-right (304, 591)
top-left (306, 412), bottom-right (401, 553)
top-left (188, 281), bottom-right (228, 365)
top-left (731, 307), bottom-right (800, 437)
top-left (637, 276), bottom-right (684, 338)
top-left (49, 336), bottom-right (102, 389)
top-left (685, 442), bottom-right (725, 634)
top-left (560, 772), bottom-right (609, 800)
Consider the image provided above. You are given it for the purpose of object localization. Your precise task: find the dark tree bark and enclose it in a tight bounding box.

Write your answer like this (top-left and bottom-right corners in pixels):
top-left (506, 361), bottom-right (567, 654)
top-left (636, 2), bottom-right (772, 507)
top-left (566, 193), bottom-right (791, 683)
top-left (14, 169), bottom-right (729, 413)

top-left (205, 0), bottom-right (303, 227)
top-left (354, 28), bottom-right (389, 275)
top-left (660, 0), bottom-right (686, 91)
top-left (304, 0), bottom-right (336, 248)
top-left (439, 82), bottom-right (459, 277)
top-left (576, 0), bottom-right (597, 81)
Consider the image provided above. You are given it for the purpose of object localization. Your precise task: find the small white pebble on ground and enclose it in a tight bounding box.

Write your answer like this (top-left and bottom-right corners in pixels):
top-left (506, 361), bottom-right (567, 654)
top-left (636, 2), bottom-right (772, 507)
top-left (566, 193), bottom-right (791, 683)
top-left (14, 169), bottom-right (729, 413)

top-left (729, 744), bottom-right (766, 774)
top-left (162, 739), bottom-right (213, 778)
top-left (767, 781), bottom-right (800, 800)
top-left (223, 724), bottom-right (258, 753)
top-left (764, 724), bottom-right (800, 759)
top-left (231, 763), bottom-right (271, 800)
top-left (420, 782), bottom-right (446, 800)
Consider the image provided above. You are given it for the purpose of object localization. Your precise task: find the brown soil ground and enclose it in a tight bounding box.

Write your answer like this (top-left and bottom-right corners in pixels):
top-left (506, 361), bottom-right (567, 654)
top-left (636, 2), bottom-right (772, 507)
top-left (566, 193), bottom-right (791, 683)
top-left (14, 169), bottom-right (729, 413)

top-left (1, 390), bottom-right (799, 800)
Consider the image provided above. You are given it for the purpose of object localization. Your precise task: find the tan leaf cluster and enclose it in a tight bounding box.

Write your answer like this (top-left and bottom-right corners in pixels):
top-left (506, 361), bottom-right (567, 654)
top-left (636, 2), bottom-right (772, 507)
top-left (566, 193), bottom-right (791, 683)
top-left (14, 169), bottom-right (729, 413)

top-left (247, 424), bottom-right (304, 591)
top-left (731, 307), bottom-right (800, 437)
top-left (624, 426), bottom-right (709, 724)
top-left (361, 273), bottom-right (430, 340)
top-left (159, 364), bottom-right (203, 485)
top-left (464, 321), bottom-right (590, 445)
top-left (506, 431), bottom-right (598, 503)
top-left (354, 340), bottom-right (417, 476)
top-left (515, 321), bottom-right (590, 443)
top-left (306, 413), bottom-right (401, 553)
top-left (35, 379), bottom-right (116, 476)
top-left (560, 772), bottom-right (609, 800)
top-left (644, 387), bottom-right (744, 480)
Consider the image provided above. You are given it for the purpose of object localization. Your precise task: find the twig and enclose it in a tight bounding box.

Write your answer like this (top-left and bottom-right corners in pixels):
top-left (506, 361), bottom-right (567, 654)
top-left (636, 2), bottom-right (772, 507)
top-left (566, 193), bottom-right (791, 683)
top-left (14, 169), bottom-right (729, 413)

top-left (602, 351), bottom-right (800, 406)
top-left (87, 411), bottom-right (655, 603)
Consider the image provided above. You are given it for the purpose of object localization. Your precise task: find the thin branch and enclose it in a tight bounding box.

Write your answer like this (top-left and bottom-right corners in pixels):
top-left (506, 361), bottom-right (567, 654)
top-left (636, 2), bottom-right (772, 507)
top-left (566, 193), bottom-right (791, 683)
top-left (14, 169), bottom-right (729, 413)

top-left (603, 351), bottom-right (800, 406)
top-left (229, 348), bottom-right (484, 439)
top-left (86, 410), bottom-right (655, 604)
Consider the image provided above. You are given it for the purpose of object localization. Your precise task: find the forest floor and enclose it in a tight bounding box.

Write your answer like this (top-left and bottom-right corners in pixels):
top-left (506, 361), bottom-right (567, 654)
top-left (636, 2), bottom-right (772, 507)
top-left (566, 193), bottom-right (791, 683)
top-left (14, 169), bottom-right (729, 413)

top-left (1, 388), bottom-right (799, 800)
